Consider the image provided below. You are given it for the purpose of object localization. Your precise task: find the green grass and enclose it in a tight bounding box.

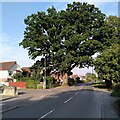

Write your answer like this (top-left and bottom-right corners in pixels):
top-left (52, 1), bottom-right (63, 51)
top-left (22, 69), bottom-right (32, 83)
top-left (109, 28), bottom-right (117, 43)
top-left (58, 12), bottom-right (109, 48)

top-left (92, 82), bottom-right (106, 88)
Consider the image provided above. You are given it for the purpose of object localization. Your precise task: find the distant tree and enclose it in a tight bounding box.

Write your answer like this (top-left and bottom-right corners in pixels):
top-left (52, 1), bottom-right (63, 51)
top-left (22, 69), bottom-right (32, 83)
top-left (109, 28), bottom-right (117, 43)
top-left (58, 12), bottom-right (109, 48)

top-left (20, 2), bottom-right (113, 85)
top-left (85, 73), bottom-right (96, 82)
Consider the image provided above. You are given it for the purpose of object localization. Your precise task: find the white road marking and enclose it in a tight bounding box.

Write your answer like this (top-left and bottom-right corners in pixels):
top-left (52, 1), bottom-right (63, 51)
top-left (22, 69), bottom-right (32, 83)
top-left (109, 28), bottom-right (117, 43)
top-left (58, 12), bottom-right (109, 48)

top-left (40, 109), bottom-right (55, 119)
top-left (64, 97), bottom-right (74, 104)
top-left (0, 106), bottom-right (20, 114)
top-left (75, 92), bottom-right (78, 96)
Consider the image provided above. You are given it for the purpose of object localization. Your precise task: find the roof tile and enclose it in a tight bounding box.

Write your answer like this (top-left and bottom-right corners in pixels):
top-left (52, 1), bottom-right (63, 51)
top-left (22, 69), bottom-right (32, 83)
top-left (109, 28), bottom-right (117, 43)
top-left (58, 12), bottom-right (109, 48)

top-left (0, 61), bottom-right (16, 70)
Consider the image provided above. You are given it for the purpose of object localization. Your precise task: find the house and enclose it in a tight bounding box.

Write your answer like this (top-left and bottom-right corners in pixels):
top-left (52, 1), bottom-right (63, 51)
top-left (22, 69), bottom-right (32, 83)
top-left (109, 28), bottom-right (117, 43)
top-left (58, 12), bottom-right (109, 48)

top-left (0, 61), bottom-right (21, 83)
top-left (21, 67), bottom-right (33, 77)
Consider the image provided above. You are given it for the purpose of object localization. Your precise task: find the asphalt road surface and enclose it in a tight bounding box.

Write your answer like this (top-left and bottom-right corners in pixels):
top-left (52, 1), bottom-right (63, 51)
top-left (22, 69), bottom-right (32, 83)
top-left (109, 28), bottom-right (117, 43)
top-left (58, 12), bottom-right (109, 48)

top-left (2, 86), bottom-right (119, 119)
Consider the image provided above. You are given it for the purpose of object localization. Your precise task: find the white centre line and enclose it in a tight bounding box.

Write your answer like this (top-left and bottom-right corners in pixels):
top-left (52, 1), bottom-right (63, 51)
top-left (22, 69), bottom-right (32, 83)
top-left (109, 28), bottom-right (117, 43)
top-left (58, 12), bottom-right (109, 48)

top-left (39, 109), bottom-right (55, 119)
top-left (64, 97), bottom-right (74, 104)
top-left (75, 91), bottom-right (78, 96)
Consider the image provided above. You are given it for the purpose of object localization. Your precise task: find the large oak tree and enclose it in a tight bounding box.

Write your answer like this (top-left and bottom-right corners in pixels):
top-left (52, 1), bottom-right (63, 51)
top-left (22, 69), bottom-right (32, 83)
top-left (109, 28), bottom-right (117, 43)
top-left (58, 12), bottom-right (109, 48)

top-left (20, 2), bottom-right (112, 85)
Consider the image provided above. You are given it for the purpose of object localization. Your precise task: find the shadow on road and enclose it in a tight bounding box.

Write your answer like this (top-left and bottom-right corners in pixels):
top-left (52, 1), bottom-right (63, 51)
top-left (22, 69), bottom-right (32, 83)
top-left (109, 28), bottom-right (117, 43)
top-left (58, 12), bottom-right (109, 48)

top-left (2, 86), bottom-right (119, 119)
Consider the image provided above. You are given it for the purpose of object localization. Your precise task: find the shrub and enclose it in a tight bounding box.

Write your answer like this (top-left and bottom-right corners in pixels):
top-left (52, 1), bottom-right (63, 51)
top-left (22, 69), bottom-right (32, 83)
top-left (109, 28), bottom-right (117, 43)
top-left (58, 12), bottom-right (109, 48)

top-left (16, 77), bottom-right (32, 82)
top-left (26, 80), bottom-right (39, 89)
top-left (37, 85), bottom-right (43, 89)
top-left (111, 84), bottom-right (120, 97)
top-left (92, 82), bottom-right (106, 88)
top-left (46, 76), bottom-right (55, 88)
top-left (68, 78), bottom-right (75, 86)
top-left (75, 77), bottom-right (80, 83)
top-left (111, 91), bottom-right (120, 97)
top-left (113, 84), bottom-right (120, 92)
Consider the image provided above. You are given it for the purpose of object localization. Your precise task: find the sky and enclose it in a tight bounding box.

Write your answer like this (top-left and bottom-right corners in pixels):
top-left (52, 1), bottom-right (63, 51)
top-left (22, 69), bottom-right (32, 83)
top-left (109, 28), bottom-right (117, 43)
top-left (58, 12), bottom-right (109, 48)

top-left (0, 0), bottom-right (119, 75)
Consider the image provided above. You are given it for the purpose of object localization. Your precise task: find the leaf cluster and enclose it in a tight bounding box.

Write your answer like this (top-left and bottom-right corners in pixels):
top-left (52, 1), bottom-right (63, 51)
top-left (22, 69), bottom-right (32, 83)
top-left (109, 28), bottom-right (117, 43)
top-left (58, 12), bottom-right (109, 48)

top-left (20, 2), bottom-right (115, 75)
top-left (94, 16), bottom-right (120, 82)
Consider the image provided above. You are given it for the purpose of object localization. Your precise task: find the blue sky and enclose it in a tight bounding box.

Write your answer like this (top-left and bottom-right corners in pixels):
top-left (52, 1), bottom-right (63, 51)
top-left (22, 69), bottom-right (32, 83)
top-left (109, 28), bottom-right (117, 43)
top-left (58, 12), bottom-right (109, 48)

top-left (0, 1), bottom-right (119, 75)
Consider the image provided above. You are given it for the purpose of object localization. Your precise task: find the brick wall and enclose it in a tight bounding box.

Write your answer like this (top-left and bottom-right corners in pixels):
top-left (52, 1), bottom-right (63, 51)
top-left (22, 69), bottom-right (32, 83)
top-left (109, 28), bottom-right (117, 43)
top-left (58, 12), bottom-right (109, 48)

top-left (9, 82), bottom-right (26, 88)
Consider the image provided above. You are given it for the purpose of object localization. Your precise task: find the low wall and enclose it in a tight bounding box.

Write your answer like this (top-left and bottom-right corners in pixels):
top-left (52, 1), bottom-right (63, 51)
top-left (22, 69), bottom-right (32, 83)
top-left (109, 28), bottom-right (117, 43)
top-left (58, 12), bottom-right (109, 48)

top-left (3, 86), bottom-right (18, 96)
top-left (9, 82), bottom-right (26, 89)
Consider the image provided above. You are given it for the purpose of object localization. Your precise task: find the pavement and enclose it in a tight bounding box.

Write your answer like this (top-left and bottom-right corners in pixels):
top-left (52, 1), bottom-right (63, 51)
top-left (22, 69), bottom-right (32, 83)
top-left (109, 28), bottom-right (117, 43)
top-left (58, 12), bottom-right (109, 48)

top-left (0, 86), bottom-right (69, 101)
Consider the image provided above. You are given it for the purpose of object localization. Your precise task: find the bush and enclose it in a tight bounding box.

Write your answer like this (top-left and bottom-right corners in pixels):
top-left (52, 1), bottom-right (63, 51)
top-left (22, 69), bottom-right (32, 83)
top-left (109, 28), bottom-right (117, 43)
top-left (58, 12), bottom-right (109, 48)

top-left (113, 84), bottom-right (120, 92)
top-left (92, 82), bottom-right (106, 88)
top-left (111, 91), bottom-right (120, 97)
top-left (15, 77), bottom-right (32, 82)
top-left (75, 77), bottom-right (80, 83)
top-left (37, 85), bottom-right (43, 89)
top-left (46, 76), bottom-right (55, 88)
top-left (111, 84), bottom-right (120, 97)
top-left (26, 80), bottom-right (39, 89)
top-left (68, 78), bottom-right (75, 86)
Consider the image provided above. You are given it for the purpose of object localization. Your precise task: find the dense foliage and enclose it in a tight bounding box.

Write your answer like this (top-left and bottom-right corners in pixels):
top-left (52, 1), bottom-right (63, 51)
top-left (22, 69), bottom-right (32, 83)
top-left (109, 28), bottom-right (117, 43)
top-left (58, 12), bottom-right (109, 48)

top-left (85, 73), bottom-right (97, 82)
top-left (19, 2), bottom-right (118, 85)
top-left (111, 83), bottom-right (120, 97)
top-left (94, 16), bottom-right (120, 84)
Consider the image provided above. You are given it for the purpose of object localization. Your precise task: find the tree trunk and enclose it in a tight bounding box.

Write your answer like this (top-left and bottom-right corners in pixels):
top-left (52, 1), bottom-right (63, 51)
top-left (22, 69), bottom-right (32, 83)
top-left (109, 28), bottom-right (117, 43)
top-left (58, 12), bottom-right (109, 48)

top-left (62, 73), bottom-right (68, 86)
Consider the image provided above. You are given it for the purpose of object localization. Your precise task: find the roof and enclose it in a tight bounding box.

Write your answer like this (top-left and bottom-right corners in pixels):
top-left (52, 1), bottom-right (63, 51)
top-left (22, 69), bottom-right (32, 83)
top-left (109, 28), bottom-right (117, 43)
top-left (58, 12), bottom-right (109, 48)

top-left (22, 67), bottom-right (31, 72)
top-left (0, 61), bottom-right (16, 70)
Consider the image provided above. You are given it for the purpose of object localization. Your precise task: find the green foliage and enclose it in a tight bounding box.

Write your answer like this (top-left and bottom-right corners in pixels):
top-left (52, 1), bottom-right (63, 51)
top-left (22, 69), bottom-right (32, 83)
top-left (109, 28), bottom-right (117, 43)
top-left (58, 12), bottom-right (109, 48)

top-left (46, 76), bottom-right (55, 88)
top-left (13, 70), bottom-right (42, 89)
top-left (94, 43), bottom-right (119, 82)
top-left (26, 80), bottom-right (39, 89)
top-left (31, 60), bottom-right (44, 82)
top-left (19, 2), bottom-right (111, 81)
top-left (12, 73), bottom-right (23, 80)
top-left (111, 84), bottom-right (120, 97)
top-left (85, 73), bottom-right (96, 82)
top-left (111, 91), bottom-right (120, 97)
top-left (94, 16), bottom-right (120, 83)
top-left (37, 84), bottom-right (43, 89)
top-left (113, 84), bottom-right (120, 92)
top-left (92, 82), bottom-right (106, 88)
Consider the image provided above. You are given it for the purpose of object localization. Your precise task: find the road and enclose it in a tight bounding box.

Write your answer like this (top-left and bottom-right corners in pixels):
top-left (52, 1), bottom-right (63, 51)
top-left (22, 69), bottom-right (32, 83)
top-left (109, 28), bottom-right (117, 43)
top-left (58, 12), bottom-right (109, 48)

top-left (2, 85), bottom-right (119, 119)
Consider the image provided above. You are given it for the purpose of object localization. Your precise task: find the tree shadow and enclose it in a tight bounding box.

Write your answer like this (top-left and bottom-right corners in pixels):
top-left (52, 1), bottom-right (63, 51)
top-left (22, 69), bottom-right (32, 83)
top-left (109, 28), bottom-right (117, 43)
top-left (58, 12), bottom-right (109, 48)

top-left (2, 87), bottom-right (119, 119)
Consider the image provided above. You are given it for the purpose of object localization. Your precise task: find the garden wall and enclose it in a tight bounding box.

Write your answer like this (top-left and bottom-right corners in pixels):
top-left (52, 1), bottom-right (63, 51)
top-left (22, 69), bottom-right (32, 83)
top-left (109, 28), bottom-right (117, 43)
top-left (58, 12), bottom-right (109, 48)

top-left (9, 82), bottom-right (26, 88)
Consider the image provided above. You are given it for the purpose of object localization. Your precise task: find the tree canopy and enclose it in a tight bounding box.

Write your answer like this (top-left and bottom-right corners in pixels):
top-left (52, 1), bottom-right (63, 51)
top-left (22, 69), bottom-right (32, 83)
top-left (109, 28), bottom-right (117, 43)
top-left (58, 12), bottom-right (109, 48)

top-left (19, 2), bottom-right (117, 84)
top-left (94, 16), bottom-right (120, 83)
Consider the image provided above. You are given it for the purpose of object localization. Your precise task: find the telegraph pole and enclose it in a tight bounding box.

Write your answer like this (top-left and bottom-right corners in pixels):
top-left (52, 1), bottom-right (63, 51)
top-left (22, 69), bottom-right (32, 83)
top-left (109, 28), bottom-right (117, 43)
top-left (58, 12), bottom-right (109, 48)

top-left (43, 54), bottom-right (47, 89)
